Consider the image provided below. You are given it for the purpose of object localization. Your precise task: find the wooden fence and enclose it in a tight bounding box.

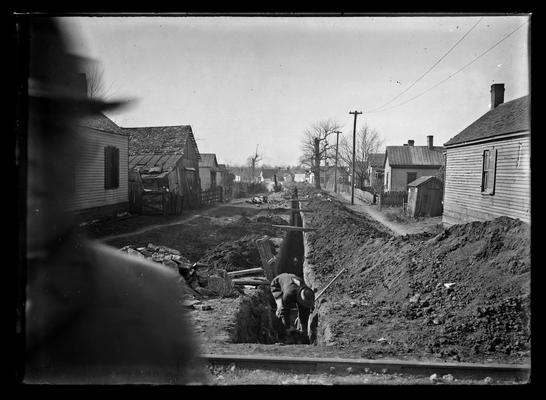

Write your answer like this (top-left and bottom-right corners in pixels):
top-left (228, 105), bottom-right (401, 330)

top-left (129, 183), bottom-right (183, 215)
top-left (354, 188), bottom-right (376, 204)
top-left (378, 191), bottom-right (407, 208)
top-left (200, 186), bottom-right (223, 206)
top-left (221, 185), bottom-right (233, 202)
top-left (129, 181), bottom-right (143, 214)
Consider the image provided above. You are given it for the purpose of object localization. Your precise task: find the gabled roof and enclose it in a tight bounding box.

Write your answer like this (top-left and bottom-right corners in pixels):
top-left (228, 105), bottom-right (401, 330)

top-left (260, 168), bottom-right (278, 179)
top-left (79, 113), bottom-right (126, 136)
top-left (369, 153), bottom-right (386, 168)
top-left (123, 125), bottom-right (200, 158)
top-left (385, 146), bottom-right (445, 167)
top-left (292, 167), bottom-right (306, 174)
top-left (445, 95), bottom-right (530, 147)
top-left (407, 175), bottom-right (441, 187)
top-left (199, 153), bottom-right (218, 169)
top-left (129, 153), bottom-right (183, 173)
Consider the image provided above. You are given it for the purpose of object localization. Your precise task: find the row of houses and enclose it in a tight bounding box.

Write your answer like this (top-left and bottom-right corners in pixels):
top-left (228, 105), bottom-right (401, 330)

top-left (350, 84), bottom-right (530, 227)
top-left (69, 104), bottom-right (233, 219)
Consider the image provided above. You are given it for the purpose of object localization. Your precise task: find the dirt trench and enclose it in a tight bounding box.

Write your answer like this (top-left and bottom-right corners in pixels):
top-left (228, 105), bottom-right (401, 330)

top-left (230, 187), bottom-right (318, 346)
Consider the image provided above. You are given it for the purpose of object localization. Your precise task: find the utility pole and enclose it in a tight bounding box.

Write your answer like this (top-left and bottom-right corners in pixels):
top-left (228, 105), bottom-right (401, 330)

top-left (349, 110), bottom-right (362, 205)
top-left (333, 130), bottom-right (341, 193)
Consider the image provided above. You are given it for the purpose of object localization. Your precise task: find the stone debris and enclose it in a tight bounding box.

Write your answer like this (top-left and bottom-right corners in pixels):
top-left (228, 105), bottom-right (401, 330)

top-left (119, 242), bottom-right (238, 299)
top-left (442, 374), bottom-right (454, 382)
top-left (246, 195), bottom-right (268, 204)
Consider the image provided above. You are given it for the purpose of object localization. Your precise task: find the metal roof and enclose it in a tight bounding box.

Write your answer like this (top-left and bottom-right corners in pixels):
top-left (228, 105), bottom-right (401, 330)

top-left (129, 153), bottom-right (183, 173)
top-left (199, 153), bottom-right (218, 169)
top-left (444, 95), bottom-right (530, 147)
top-left (407, 175), bottom-right (441, 187)
top-left (260, 168), bottom-right (278, 179)
top-left (385, 146), bottom-right (445, 167)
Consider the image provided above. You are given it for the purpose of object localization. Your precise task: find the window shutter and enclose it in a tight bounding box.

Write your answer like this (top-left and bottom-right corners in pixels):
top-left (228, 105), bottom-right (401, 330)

top-left (113, 147), bottom-right (120, 188)
top-left (104, 146), bottom-right (112, 189)
top-left (481, 150), bottom-right (488, 192)
top-left (489, 148), bottom-right (498, 195)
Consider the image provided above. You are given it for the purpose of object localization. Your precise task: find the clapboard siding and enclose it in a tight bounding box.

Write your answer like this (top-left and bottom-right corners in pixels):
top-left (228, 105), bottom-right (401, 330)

top-left (384, 156), bottom-right (443, 192)
top-left (443, 134), bottom-right (530, 226)
top-left (66, 126), bottom-right (129, 212)
top-left (199, 168), bottom-right (212, 189)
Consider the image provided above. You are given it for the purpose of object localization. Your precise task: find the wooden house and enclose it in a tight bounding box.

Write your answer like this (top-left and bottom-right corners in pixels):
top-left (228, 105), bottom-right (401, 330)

top-left (293, 167), bottom-right (307, 183)
top-left (199, 153), bottom-right (219, 190)
top-left (366, 153), bottom-right (386, 190)
top-left (406, 176), bottom-right (443, 218)
top-left (383, 136), bottom-right (445, 192)
top-left (259, 168), bottom-right (278, 183)
top-left (68, 113), bottom-right (129, 220)
top-left (442, 84), bottom-right (530, 226)
top-left (124, 125), bottom-right (202, 209)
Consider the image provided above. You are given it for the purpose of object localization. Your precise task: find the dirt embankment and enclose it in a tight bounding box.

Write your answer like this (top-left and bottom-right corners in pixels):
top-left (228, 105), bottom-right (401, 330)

top-left (300, 187), bottom-right (530, 364)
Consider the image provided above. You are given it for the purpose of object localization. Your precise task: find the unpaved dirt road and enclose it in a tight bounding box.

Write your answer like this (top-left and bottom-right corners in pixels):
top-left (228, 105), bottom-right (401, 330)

top-left (83, 186), bottom-right (530, 385)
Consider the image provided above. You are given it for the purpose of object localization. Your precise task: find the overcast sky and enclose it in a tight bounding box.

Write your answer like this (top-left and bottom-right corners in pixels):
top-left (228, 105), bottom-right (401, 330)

top-left (61, 15), bottom-right (529, 167)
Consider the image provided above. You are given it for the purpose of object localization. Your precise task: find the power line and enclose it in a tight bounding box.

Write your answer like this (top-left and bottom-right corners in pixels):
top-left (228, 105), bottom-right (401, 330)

top-left (367, 17), bottom-right (484, 113)
top-left (368, 20), bottom-right (528, 114)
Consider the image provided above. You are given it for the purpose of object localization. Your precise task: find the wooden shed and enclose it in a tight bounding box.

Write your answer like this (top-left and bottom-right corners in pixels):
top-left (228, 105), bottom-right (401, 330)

top-left (124, 125), bottom-right (202, 211)
top-left (406, 176), bottom-right (443, 218)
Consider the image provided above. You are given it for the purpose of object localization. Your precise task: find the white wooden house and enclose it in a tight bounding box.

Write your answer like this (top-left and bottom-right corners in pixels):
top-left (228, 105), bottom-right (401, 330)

top-left (442, 84), bottom-right (530, 226)
top-left (68, 113), bottom-right (129, 220)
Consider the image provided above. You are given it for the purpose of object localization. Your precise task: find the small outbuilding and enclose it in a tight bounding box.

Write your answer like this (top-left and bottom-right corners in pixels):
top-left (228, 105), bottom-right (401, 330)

top-left (406, 176), bottom-right (443, 218)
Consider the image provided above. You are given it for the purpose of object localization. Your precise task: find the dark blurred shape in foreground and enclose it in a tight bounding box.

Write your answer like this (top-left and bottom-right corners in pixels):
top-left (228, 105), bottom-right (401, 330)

top-left (22, 17), bottom-right (201, 384)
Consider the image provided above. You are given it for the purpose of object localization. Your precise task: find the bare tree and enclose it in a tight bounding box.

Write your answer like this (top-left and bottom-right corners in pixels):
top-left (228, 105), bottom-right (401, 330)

top-left (247, 145), bottom-right (262, 183)
top-left (86, 63), bottom-right (113, 100)
top-left (300, 119), bottom-right (342, 189)
top-left (338, 124), bottom-right (383, 190)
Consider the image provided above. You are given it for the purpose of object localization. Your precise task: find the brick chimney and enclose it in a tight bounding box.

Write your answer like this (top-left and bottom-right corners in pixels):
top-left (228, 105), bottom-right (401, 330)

top-left (490, 83), bottom-right (505, 109)
top-left (427, 135), bottom-right (433, 150)
top-left (408, 140), bottom-right (414, 146)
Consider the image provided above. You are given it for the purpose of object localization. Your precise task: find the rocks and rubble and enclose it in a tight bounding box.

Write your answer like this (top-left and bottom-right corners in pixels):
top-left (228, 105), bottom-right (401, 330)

top-left (246, 195), bottom-right (268, 204)
top-left (119, 243), bottom-right (239, 299)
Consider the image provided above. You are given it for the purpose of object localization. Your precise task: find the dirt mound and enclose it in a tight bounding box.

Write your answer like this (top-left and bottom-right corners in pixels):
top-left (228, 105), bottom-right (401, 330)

top-left (302, 188), bottom-right (530, 364)
top-left (198, 234), bottom-right (269, 272)
top-left (255, 215), bottom-right (289, 225)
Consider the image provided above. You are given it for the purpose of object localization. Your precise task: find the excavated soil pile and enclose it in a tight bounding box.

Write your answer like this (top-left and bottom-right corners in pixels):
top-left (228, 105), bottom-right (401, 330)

top-left (198, 234), bottom-right (273, 272)
top-left (302, 190), bottom-right (530, 364)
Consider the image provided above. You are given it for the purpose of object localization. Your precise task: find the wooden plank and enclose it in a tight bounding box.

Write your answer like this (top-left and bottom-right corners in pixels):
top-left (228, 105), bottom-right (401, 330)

top-left (227, 267), bottom-right (264, 278)
top-left (232, 278), bottom-right (270, 286)
top-left (255, 237), bottom-right (276, 280)
top-left (271, 225), bottom-right (316, 231)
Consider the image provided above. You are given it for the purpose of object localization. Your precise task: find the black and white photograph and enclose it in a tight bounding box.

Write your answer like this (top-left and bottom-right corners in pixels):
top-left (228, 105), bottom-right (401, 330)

top-left (16, 13), bottom-right (531, 385)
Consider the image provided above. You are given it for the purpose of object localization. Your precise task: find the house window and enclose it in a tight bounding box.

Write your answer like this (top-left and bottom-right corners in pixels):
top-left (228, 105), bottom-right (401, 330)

top-left (104, 146), bottom-right (120, 189)
top-left (481, 147), bottom-right (497, 195)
